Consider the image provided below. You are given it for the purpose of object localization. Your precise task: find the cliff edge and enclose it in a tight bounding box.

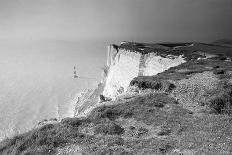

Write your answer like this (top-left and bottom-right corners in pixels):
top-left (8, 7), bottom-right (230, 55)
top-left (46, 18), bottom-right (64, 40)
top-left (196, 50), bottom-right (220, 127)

top-left (1, 41), bottom-right (232, 155)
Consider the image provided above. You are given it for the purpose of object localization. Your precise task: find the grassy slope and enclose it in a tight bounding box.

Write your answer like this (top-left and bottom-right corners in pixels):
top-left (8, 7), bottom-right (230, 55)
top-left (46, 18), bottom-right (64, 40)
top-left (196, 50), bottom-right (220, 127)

top-left (1, 43), bottom-right (232, 154)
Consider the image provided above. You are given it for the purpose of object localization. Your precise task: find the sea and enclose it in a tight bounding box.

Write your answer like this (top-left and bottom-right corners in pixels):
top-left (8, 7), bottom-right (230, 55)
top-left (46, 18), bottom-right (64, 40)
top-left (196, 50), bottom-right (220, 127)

top-left (0, 39), bottom-right (106, 141)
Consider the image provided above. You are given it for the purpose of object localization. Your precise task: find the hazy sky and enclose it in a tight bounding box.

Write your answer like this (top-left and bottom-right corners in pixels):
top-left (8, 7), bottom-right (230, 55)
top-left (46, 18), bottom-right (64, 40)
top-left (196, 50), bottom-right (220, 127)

top-left (0, 0), bottom-right (232, 42)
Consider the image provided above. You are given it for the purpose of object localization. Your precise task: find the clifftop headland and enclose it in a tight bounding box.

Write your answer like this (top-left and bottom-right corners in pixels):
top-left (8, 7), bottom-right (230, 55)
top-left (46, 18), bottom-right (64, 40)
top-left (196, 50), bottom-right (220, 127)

top-left (75, 41), bottom-right (231, 117)
top-left (1, 40), bottom-right (232, 155)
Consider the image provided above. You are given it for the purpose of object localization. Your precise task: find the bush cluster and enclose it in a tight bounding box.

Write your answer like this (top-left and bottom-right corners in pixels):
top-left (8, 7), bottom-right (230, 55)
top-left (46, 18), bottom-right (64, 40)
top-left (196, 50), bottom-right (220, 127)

top-left (94, 122), bottom-right (124, 135)
top-left (130, 78), bottom-right (176, 93)
top-left (208, 85), bottom-right (232, 115)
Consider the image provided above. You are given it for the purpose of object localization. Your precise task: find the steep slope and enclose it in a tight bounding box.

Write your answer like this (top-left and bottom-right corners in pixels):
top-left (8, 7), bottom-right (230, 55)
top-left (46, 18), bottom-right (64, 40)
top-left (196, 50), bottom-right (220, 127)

top-left (74, 82), bottom-right (105, 117)
top-left (1, 41), bottom-right (232, 155)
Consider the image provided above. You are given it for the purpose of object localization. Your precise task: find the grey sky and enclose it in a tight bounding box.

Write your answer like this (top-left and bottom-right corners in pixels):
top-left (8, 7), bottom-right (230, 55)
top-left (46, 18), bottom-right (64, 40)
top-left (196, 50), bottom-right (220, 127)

top-left (0, 0), bottom-right (232, 42)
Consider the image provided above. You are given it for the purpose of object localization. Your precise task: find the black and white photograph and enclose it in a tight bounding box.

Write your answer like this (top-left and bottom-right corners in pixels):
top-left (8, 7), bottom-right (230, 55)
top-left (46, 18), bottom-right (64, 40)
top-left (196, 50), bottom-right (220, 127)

top-left (0, 0), bottom-right (232, 154)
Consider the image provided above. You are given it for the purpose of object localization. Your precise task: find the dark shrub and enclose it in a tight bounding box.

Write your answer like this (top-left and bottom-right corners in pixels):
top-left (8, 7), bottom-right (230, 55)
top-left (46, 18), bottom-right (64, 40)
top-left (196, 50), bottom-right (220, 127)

top-left (137, 127), bottom-right (149, 136)
top-left (147, 108), bottom-right (155, 113)
top-left (94, 122), bottom-right (124, 135)
top-left (213, 70), bottom-right (225, 74)
top-left (49, 118), bottom-right (58, 121)
top-left (123, 112), bottom-right (134, 118)
top-left (209, 97), bottom-right (230, 114)
top-left (153, 82), bottom-right (162, 90)
top-left (213, 65), bottom-right (220, 69)
top-left (208, 86), bottom-right (232, 114)
top-left (101, 109), bottom-right (121, 121)
top-left (167, 83), bottom-right (176, 92)
top-left (157, 127), bottom-right (171, 136)
top-left (130, 80), bottom-right (137, 86)
top-left (129, 126), bottom-right (136, 130)
top-left (136, 80), bottom-right (163, 90)
top-left (61, 117), bottom-right (83, 127)
top-left (158, 143), bottom-right (173, 153)
top-left (139, 81), bottom-right (146, 89)
top-left (130, 77), bottom-right (177, 93)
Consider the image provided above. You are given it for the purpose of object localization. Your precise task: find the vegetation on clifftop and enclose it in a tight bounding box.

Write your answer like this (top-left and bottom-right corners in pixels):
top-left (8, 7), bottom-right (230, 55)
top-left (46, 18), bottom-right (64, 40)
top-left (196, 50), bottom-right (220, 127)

top-left (120, 41), bottom-right (232, 61)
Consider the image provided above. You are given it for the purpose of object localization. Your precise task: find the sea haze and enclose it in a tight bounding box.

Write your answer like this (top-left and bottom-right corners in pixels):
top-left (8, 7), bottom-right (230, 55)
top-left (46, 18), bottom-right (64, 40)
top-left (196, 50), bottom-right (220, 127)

top-left (0, 40), bottom-right (106, 140)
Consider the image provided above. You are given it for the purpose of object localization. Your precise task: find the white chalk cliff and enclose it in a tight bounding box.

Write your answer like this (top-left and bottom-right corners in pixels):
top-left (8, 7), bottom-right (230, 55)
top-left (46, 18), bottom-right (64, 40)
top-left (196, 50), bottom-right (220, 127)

top-left (103, 43), bottom-right (186, 99)
top-left (75, 42), bottom-right (187, 117)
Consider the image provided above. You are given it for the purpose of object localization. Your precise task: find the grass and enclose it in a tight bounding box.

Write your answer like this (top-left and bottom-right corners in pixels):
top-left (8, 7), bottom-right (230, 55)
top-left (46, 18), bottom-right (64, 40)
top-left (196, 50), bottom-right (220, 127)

top-left (0, 93), bottom-right (181, 154)
top-left (130, 59), bottom-right (232, 115)
top-left (119, 41), bottom-right (232, 62)
top-left (0, 118), bottom-right (89, 154)
top-left (1, 92), bottom-right (232, 154)
top-left (89, 93), bottom-right (178, 124)
top-left (129, 59), bottom-right (232, 85)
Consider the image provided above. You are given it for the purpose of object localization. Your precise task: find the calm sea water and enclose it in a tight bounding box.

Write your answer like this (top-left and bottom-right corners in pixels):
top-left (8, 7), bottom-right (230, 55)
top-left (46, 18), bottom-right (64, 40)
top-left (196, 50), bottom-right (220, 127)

top-left (0, 40), bottom-right (106, 140)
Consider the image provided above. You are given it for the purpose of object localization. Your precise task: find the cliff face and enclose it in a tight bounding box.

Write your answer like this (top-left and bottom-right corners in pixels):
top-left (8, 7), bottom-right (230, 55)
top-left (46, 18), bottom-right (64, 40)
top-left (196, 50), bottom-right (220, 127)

top-left (74, 42), bottom-right (188, 116)
top-left (103, 43), bottom-right (186, 99)
top-left (103, 47), bottom-right (141, 99)
top-left (75, 41), bottom-right (230, 117)
top-left (2, 41), bottom-right (232, 155)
